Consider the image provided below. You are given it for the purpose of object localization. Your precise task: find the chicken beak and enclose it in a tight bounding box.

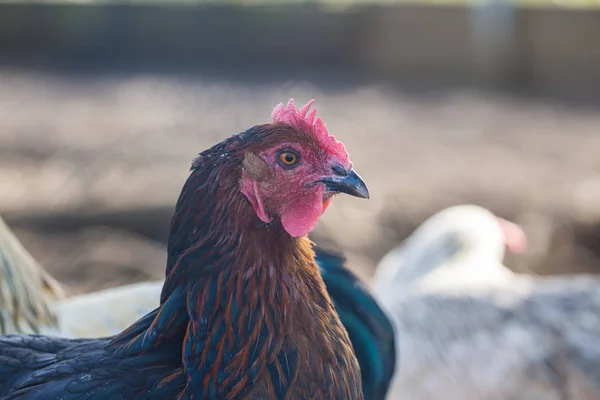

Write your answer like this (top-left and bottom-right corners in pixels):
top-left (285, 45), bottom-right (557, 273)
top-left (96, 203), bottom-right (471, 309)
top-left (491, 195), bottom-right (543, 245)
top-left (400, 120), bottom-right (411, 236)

top-left (315, 169), bottom-right (370, 199)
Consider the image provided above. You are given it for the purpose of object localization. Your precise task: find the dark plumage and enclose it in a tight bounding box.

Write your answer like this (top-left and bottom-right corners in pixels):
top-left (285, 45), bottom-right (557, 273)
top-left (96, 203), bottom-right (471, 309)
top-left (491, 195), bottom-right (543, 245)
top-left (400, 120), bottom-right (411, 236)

top-left (0, 99), bottom-right (368, 399)
top-left (316, 248), bottom-right (397, 400)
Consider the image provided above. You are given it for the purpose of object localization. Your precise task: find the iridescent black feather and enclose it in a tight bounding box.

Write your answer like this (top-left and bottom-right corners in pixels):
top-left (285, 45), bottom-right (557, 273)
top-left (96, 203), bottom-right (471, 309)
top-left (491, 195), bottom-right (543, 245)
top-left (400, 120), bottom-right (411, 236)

top-left (316, 247), bottom-right (397, 400)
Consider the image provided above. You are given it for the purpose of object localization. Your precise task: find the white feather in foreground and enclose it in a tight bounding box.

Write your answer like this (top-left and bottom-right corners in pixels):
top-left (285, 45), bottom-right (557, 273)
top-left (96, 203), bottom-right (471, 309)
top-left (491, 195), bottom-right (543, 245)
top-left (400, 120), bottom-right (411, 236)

top-left (373, 205), bottom-right (600, 400)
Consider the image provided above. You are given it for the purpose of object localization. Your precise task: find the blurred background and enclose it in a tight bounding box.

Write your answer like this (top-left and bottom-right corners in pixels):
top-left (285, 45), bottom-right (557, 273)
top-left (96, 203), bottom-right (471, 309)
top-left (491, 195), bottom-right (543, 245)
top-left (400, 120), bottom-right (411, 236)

top-left (1, 0), bottom-right (600, 294)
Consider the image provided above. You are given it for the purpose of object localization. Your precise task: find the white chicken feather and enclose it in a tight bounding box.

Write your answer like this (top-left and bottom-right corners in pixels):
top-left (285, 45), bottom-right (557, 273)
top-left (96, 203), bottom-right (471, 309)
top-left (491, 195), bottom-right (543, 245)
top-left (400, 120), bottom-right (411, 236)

top-left (45, 280), bottom-right (162, 338)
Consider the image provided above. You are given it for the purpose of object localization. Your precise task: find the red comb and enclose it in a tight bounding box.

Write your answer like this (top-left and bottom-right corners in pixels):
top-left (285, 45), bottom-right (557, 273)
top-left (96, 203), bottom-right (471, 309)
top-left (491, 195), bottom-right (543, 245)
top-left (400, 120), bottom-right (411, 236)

top-left (497, 217), bottom-right (527, 254)
top-left (271, 98), bottom-right (349, 161)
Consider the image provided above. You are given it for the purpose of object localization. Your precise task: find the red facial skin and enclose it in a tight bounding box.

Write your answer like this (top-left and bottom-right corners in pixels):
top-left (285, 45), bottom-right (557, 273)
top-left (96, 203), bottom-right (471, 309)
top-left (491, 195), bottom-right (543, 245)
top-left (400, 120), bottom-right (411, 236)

top-left (241, 141), bottom-right (352, 238)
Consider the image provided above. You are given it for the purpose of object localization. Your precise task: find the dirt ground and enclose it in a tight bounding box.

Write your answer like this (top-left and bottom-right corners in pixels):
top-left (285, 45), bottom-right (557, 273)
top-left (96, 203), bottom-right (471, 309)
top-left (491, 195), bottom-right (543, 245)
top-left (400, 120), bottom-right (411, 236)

top-left (2, 68), bottom-right (600, 293)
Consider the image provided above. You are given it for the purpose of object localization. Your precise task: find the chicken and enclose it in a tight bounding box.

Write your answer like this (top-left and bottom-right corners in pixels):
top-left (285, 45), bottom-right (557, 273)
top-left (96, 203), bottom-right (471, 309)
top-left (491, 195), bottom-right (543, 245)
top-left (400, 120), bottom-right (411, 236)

top-left (0, 98), bottom-right (370, 399)
top-left (372, 204), bottom-right (600, 400)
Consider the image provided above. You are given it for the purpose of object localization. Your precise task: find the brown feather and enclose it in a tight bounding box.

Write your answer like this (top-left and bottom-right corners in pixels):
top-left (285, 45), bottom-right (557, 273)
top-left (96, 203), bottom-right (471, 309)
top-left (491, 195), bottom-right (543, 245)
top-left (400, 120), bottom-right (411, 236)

top-left (243, 152), bottom-right (272, 182)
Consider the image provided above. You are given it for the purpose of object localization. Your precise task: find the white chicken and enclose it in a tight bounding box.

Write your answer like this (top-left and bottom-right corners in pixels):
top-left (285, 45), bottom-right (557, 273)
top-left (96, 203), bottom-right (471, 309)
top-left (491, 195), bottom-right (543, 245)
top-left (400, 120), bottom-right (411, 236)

top-left (0, 215), bottom-right (161, 338)
top-left (373, 204), bottom-right (600, 400)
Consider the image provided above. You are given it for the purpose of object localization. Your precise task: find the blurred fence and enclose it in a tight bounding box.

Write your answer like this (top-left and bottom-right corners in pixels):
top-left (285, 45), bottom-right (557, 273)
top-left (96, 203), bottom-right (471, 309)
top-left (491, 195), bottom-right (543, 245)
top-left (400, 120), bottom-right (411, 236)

top-left (0, 3), bottom-right (599, 97)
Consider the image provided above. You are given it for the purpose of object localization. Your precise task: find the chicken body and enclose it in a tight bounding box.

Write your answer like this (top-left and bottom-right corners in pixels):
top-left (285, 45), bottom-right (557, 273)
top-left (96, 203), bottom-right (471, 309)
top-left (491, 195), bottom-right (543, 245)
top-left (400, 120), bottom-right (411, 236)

top-left (1, 219), bottom-right (395, 398)
top-left (0, 99), bottom-right (366, 399)
top-left (373, 205), bottom-right (600, 400)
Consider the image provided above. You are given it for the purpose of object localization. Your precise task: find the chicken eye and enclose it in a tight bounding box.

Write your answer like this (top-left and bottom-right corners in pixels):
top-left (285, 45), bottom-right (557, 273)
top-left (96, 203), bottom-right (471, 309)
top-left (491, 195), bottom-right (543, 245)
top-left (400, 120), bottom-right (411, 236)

top-left (277, 150), bottom-right (300, 169)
